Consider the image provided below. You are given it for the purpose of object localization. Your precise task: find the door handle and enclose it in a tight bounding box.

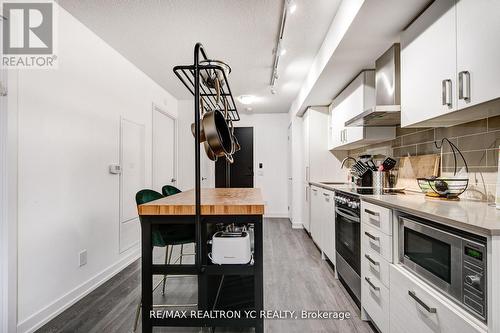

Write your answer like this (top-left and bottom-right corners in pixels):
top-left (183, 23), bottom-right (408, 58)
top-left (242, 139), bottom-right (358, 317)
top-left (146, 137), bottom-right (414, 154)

top-left (442, 79), bottom-right (452, 107)
top-left (364, 231), bottom-right (379, 241)
top-left (365, 254), bottom-right (379, 266)
top-left (365, 277), bottom-right (380, 291)
top-left (459, 71), bottom-right (470, 102)
top-left (171, 178), bottom-right (177, 183)
top-left (408, 290), bottom-right (437, 313)
top-left (364, 209), bottom-right (379, 217)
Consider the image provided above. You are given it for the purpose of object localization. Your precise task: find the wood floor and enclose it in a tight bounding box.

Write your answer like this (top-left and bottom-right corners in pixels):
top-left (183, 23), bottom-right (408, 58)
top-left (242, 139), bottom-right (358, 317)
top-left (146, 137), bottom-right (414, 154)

top-left (37, 218), bottom-right (373, 333)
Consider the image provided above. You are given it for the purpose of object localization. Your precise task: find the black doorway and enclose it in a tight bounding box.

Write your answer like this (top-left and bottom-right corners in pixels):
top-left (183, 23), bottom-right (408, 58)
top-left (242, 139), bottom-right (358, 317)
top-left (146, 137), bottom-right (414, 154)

top-left (215, 127), bottom-right (254, 188)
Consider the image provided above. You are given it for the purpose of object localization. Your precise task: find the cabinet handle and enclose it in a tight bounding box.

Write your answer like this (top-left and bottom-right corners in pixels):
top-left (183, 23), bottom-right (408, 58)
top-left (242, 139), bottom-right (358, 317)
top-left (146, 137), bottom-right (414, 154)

top-left (305, 187), bottom-right (308, 202)
top-left (459, 71), bottom-right (470, 102)
top-left (364, 231), bottom-right (379, 241)
top-left (441, 79), bottom-right (452, 107)
top-left (408, 290), bottom-right (437, 313)
top-left (364, 209), bottom-right (380, 217)
top-left (365, 277), bottom-right (380, 291)
top-left (312, 188), bottom-right (318, 192)
top-left (344, 129), bottom-right (347, 142)
top-left (365, 254), bottom-right (379, 266)
top-left (322, 193), bottom-right (330, 197)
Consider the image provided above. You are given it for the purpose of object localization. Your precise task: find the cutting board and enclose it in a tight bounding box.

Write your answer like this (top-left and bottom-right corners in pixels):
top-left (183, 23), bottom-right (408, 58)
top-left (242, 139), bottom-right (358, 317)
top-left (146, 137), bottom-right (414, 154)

top-left (396, 154), bottom-right (440, 192)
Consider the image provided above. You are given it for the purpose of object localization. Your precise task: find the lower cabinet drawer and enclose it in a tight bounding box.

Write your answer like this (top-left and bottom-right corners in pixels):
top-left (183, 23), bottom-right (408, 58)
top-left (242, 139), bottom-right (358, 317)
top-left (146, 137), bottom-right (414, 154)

top-left (390, 265), bottom-right (487, 333)
top-left (362, 246), bottom-right (390, 289)
top-left (362, 271), bottom-right (390, 333)
top-left (362, 223), bottom-right (392, 262)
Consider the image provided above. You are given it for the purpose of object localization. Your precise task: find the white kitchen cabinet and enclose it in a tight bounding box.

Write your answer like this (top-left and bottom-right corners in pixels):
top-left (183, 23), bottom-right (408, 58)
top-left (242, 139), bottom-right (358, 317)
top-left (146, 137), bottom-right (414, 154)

top-left (390, 265), bottom-right (486, 333)
top-left (456, 0), bottom-right (500, 110)
top-left (321, 189), bottom-right (335, 263)
top-left (401, 0), bottom-right (457, 127)
top-left (329, 71), bottom-right (395, 150)
top-left (310, 186), bottom-right (322, 246)
top-left (360, 201), bottom-right (393, 333)
top-left (401, 0), bottom-right (500, 127)
top-left (304, 107), bottom-right (340, 182)
top-left (309, 186), bottom-right (335, 263)
top-left (303, 107), bottom-right (344, 232)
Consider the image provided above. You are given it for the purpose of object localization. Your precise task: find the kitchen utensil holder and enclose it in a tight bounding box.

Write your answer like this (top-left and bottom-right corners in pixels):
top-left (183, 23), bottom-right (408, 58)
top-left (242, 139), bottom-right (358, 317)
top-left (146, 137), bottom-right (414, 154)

top-left (373, 171), bottom-right (389, 195)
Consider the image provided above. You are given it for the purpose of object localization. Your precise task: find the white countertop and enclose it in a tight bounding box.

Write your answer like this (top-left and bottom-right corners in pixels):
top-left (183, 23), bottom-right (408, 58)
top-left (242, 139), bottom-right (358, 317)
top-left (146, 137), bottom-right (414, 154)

top-left (310, 181), bottom-right (500, 236)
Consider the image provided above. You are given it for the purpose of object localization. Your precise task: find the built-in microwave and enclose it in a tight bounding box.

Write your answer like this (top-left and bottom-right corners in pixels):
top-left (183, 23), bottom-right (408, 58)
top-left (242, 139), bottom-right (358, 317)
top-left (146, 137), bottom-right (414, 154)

top-left (399, 216), bottom-right (487, 322)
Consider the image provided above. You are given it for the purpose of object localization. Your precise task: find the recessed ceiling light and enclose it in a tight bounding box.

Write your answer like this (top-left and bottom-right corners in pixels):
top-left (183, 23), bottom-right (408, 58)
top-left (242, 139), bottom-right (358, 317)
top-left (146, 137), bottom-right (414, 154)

top-left (245, 107), bottom-right (253, 112)
top-left (280, 48), bottom-right (287, 56)
top-left (289, 2), bottom-right (297, 14)
top-left (238, 95), bottom-right (256, 105)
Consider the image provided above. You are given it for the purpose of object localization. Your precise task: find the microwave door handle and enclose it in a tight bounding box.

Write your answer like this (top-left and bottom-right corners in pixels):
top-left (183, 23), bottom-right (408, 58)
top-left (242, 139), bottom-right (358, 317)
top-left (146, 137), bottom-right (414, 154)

top-left (335, 208), bottom-right (360, 223)
top-left (408, 290), bottom-right (437, 313)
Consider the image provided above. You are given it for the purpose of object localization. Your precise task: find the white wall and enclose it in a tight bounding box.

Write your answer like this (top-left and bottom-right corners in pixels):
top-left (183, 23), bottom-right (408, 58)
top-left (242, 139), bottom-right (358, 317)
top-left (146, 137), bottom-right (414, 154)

top-left (177, 100), bottom-right (214, 190)
top-left (236, 113), bottom-right (289, 217)
top-left (12, 6), bottom-right (178, 332)
top-left (177, 110), bottom-right (289, 217)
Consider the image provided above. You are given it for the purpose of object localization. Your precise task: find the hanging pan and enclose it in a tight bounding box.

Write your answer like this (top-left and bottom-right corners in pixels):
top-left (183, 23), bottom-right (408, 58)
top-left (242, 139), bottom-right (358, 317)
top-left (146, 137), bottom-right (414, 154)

top-left (191, 80), bottom-right (234, 163)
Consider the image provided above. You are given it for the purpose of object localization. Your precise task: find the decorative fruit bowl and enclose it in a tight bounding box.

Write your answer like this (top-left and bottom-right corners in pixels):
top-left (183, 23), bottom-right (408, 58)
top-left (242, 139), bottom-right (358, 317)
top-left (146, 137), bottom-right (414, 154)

top-left (417, 138), bottom-right (470, 199)
top-left (417, 177), bottom-right (469, 199)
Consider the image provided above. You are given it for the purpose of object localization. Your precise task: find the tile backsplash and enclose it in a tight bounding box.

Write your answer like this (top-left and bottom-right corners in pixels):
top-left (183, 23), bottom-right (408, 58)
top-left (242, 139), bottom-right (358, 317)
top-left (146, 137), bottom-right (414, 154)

top-left (348, 115), bottom-right (500, 202)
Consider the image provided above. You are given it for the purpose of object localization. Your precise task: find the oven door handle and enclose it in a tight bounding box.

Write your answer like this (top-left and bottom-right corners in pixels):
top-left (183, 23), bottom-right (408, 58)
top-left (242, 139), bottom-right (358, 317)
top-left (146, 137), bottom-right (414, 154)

top-left (335, 207), bottom-right (360, 223)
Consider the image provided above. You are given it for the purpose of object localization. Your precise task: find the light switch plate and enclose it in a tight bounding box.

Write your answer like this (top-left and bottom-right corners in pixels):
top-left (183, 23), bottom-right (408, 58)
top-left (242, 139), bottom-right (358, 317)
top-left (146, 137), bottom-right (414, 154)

top-left (109, 164), bottom-right (122, 174)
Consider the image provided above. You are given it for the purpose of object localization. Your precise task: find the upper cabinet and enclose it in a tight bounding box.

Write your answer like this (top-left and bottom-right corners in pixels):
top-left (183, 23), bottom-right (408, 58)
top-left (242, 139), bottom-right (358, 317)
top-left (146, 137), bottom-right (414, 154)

top-left (456, 0), bottom-right (500, 110)
top-left (401, 0), bottom-right (500, 127)
top-left (329, 71), bottom-right (395, 150)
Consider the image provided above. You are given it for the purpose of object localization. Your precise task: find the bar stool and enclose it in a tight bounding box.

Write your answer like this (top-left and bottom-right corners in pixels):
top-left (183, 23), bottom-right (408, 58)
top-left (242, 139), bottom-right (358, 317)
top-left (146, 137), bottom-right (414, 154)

top-left (133, 189), bottom-right (196, 332)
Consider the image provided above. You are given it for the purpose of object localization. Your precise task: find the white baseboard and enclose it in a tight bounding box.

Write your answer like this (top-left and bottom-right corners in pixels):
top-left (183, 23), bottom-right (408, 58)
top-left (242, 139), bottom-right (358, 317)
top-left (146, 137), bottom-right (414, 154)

top-left (287, 218), bottom-right (303, 229)
top-left (17, 247), bottom-right (141, 333)
top-left (263, 212), bottom-right (289, 218)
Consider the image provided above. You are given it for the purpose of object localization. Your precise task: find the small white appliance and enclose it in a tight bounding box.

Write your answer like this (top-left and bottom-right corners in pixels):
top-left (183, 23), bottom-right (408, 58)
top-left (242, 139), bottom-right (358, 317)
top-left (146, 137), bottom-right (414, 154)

top-left (209, 231), bottom-right (252, 265)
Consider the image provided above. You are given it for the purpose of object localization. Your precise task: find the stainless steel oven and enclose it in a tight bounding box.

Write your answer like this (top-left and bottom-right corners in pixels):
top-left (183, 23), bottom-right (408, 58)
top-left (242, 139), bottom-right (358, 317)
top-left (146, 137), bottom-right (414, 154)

top-left (335, 191), bottom-right (361, 305)
top-left (399, 216), bottom-right (487, 322)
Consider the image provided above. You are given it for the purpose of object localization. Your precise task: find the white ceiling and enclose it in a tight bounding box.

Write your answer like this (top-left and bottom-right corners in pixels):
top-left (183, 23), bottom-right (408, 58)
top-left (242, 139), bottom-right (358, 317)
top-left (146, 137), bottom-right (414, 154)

top-left (57, 0), bottom-right (342, 114)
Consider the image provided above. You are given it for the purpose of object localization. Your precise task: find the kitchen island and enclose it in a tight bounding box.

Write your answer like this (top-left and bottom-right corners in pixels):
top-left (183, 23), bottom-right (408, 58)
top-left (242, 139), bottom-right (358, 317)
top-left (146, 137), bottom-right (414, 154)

top-left (138, 188), bottom-right (265, 333)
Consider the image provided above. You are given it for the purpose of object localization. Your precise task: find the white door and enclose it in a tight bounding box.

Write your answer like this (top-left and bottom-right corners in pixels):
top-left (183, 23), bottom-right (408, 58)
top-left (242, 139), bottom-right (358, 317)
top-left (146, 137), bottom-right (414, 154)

top-left (401, 0), bottom-right (457, 127)
top-left (152, 106), bottom-right (176, 192)
top-left (456, 0), bottom-right (500, 110)
top-left (119, 118), bottom-right (145, 253)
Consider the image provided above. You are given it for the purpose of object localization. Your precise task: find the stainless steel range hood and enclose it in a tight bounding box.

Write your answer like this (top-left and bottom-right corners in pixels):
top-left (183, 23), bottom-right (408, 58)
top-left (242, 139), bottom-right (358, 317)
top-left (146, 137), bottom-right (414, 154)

top-left (345, 44), bottom-right (401, 127)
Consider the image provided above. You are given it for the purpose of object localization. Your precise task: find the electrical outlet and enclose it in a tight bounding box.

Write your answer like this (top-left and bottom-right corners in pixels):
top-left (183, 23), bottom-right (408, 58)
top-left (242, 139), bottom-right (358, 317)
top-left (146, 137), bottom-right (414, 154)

top-left (79, 250), bottom-right (87, 267)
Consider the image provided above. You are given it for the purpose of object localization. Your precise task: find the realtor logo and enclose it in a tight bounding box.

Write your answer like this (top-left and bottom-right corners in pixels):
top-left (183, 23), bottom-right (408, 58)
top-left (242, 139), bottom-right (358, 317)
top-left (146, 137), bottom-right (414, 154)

top-left (2, 1), bottom-right (57, 68)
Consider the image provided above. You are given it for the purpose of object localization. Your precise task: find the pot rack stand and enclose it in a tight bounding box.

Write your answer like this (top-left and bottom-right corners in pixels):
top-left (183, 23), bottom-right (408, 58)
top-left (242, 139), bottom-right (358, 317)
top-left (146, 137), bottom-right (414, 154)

top-left (139, 43), bottom-right (264, 333)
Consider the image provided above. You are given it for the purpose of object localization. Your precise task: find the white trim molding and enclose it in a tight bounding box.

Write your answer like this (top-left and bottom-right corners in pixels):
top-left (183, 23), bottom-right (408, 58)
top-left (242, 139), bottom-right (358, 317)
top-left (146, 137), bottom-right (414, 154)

top-left (1, 69), bottom-right (19, 333)
top-left (17, 248), bottom-right (140, 333)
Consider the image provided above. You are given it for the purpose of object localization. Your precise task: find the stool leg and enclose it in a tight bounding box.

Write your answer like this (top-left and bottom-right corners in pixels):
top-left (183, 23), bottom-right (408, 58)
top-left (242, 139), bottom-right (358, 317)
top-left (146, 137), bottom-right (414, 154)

top-left (161, 245), bottom-right (172, 296)
top-left (133, 298), bottom-right (141, 332)
top-left (180, 244), bottom-right (184, 265)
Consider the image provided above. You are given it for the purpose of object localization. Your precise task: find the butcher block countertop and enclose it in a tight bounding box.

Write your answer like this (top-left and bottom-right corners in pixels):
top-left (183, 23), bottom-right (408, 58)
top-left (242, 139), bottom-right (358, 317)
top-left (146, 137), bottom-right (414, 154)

top-left (138, 188), bottom-right (265, 216)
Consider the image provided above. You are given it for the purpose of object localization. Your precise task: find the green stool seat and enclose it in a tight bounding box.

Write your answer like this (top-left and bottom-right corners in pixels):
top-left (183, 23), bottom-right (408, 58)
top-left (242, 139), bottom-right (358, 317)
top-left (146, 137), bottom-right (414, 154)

top-left (135, 189), bottom-right (195, 247)
top-left (162, 185), bottom-right (182, 196)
